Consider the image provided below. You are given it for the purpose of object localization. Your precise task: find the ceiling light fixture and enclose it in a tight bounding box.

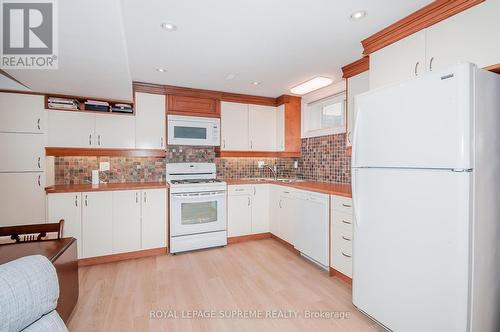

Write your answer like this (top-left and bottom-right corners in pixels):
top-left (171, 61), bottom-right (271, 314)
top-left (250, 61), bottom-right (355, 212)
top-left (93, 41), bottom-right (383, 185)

top-left (350, 10), bottom-right (367, 21)
top-left (156, 68), bottom-right (167, 72)
top-left (160, 22), bottom-right (177, 31)
top-left (290, 76), bottom-right (333, 95)
top-left (252, 81), bottom-right (260, 86)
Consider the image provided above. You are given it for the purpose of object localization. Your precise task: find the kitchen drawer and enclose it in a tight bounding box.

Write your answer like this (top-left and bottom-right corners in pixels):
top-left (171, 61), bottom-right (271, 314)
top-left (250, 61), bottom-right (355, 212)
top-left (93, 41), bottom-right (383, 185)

top-left (277, 186), bottom-right (295, 198)
top-left (332, 210), bottom-right (353, 230)
top-left (331, 195), bottom-right (353, 214)
top-left (228, 185), bottom-right (252, 196)
top-left (331, 232), bottom-right (353, 277)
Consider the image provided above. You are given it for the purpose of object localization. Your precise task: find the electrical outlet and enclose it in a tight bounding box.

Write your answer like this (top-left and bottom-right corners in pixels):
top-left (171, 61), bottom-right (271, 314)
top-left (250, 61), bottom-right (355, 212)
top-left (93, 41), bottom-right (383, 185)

top-left (99, 161), bottom-right (110, 171)
top-left (257, 160), bottom-right (265, 168)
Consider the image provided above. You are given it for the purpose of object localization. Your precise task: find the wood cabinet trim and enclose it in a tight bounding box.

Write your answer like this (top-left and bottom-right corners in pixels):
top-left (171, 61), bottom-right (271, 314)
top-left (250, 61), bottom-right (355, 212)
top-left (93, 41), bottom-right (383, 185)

top-left (78, 247), bottom-right (167, 266)
top-left (227, 232), bottom-right (272, 244)
top-left (342, 56), bottom-right (369, 78)
top-left (45, 147), bottom-right (166, 157)
top-left (361, 0), bottom-right (484, 55)
top-left (329, 267), bottom-right (352, 284)
top-left (484, 63), bottom-right (500, 74)
top-left (216, 150), bottom-right (301, 158)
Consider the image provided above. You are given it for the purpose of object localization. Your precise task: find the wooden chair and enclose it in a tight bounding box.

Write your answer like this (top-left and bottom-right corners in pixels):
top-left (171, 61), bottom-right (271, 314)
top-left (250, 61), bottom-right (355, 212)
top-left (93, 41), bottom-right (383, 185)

top-left (0, 220), bottom-right (64, 243)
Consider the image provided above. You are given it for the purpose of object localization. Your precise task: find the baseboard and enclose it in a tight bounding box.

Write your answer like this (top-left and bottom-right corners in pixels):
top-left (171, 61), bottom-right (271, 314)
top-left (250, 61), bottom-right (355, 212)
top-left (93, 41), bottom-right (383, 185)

top-left (329, 267), bottom-right (352, 285)
top-left (227, 232), bottom-right (272, 244)
top-left (78, 247), bottom-right (168, 266)
top-left (270, 234), bottom-right (300, 255)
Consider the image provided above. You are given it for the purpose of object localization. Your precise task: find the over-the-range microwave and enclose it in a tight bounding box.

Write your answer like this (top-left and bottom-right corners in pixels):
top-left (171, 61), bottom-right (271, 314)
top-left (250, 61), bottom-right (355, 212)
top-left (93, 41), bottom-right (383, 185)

top-left (167, 115), bottom-right (220, 146)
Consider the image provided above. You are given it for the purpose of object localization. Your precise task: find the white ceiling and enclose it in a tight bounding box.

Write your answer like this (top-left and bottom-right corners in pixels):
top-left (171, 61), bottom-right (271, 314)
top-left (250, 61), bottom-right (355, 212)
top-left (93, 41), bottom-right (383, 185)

top-left (5, 0), bottom-right (432, 100)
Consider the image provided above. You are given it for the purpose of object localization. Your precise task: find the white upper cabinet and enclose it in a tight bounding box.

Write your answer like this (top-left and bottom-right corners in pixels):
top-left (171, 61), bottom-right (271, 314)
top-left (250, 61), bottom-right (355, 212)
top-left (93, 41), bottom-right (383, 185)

top-left (94, 114), bottom-right (135, 148)
top-left (248, 105), bottom-right (276, 151)
top-left (221, 101), bottom-right (249, 151)
top-left (275, 105), bottom-right (285, 151)
top-left (0, 173), bottom-right (46, 226)
top-left (134, 92), bottom-right (166, 149)
top-left (0, 93), bottom-right (44, 134)
top-left (370, 30), bottom-right (426, 89)
top-left (0, 133), bottom-right (45, 172)
top-left (112, 190), bottom-right (141, 253)
top-left (48, 111), bottom-right (95, 147)
top-left (346, 71), bottom-right (369, 148)
top-left (425, 1), bottom-right (500, 73)
top-left (370, 2), bottom-right (500, 89)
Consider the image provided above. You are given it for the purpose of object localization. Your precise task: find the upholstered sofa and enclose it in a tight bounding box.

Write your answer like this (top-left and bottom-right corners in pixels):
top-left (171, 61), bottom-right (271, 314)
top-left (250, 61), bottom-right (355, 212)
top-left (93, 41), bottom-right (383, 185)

top-left (0, 255), bottom-right (68, 332)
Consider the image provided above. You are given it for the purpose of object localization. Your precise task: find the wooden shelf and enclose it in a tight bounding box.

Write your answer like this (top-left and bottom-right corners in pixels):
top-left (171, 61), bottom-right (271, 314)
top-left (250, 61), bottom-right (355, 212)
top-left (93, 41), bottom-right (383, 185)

top-left (45, 93), bottom-right (134, 115)
top-left (45, 147), bottom-right (166, 157)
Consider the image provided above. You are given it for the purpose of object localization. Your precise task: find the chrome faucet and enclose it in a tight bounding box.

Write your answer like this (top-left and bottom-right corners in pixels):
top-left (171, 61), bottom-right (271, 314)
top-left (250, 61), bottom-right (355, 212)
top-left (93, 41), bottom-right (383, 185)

top-left (263, 164), bottom-right (278, 181)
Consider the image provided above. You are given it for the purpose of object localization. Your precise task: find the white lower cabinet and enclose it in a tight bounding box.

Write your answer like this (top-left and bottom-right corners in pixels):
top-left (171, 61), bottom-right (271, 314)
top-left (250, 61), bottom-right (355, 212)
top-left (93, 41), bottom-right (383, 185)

top-left (227, 184), bottom-right (270, 237)
top-left (294, 190), bottom-right (329, 266)
top-left (47, 188), bottom-right (167, 259)
top-left (47, 193), bottom-right (83, 258)
top-left (330, 195), bottom-right (354, 278)
top-left (0, 173), bottom-right (46, 226)
top-left (141, 189), bottom-right (167, 249)
top-left (269, 186), bottom-right (296, 245)
top-left (82, 191), bottom-right (113, 258)
top-left (112, 190), bottom-right (141, 253)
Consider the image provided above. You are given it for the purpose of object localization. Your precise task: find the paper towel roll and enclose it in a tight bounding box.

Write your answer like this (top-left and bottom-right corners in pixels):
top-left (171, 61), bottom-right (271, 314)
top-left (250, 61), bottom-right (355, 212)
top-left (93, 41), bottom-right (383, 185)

top-left (92, 170), bottom-right (99, 185)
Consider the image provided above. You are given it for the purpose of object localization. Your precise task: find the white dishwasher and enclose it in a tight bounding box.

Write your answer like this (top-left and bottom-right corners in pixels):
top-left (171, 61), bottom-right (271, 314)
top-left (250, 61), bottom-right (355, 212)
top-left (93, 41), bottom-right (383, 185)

top-left (294, 190), bottom-right (329, 267)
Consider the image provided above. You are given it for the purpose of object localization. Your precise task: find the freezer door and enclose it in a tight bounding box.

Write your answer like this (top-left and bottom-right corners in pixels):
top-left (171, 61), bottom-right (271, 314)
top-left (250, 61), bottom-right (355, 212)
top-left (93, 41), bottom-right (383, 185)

top-left (352, 168), bottom-right (470, 332)
top-left (352, 63), bottom-right (473, 169)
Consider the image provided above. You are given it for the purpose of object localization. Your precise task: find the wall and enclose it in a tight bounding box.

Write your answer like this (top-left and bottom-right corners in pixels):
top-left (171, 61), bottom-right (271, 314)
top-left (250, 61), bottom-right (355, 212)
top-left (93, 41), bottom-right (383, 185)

top-left (53, 134), bottom-right (351, 184)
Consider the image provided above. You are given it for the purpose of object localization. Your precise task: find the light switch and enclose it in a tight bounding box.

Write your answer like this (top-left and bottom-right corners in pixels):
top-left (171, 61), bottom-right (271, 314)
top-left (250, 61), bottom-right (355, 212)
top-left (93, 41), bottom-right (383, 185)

top-left (99, 161), bottom-right (110, 171)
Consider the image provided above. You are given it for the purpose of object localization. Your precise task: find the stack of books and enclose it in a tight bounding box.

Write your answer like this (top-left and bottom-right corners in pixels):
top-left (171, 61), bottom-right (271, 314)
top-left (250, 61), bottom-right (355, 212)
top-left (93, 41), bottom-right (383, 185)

top-left (84, 100), bottom-right (109, 112)
top-left (111, 103), bottom-right (133, 113)
top-left (48, 97), bottom-right (80, 110)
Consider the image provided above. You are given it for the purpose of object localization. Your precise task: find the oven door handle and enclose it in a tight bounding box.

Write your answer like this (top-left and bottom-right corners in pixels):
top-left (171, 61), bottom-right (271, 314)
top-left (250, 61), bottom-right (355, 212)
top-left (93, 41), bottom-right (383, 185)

top-left (172, 191), bottom-right (225, 198)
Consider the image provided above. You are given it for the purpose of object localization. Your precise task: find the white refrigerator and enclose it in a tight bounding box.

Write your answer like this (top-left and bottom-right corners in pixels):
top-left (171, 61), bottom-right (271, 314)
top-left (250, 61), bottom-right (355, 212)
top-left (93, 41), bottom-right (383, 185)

top-left (351, 63), bottom-right (500, 332)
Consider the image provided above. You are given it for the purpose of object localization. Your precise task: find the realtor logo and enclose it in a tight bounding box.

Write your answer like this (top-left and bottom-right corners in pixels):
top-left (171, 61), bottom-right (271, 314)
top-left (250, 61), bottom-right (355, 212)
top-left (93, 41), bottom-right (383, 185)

top-left (1, 0), bottom-right (58, 69)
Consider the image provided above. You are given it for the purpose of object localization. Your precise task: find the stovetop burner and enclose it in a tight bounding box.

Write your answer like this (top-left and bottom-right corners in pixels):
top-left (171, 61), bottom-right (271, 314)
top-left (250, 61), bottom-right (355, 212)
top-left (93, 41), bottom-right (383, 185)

top-left (170, 178), bottom-right (222, 185)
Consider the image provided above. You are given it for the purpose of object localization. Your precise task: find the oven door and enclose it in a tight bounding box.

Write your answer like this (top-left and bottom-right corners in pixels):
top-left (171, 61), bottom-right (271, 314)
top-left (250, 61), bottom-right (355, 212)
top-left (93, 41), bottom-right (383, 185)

top-left (168, 118), bottom-right (219, 146)
top-left (170, 191), bottom-right (226, 237)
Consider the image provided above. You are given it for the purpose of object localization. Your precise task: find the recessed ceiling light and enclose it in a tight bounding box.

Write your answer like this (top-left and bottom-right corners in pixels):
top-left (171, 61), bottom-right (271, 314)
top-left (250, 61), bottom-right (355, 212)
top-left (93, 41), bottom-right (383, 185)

top-left (290, 76), bottom-right (333, 95)
top-left (350, 10), bottom-right (367, 21)
top-left (160, 22), bottom-right (177, 31)
top-left (225, 73), bottom-right (238, 80)
top-left (156, 68), bottom-right (167, 72)
top-left (252, 81), bottom-right (260, 86)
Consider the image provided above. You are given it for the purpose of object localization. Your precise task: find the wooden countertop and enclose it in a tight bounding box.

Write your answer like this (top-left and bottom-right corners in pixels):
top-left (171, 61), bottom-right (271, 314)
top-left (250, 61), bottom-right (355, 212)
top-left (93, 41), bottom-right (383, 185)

top-left (45, 182), bottom-right (168, 193)
top-left (224, 179), bottom-right (352, 197)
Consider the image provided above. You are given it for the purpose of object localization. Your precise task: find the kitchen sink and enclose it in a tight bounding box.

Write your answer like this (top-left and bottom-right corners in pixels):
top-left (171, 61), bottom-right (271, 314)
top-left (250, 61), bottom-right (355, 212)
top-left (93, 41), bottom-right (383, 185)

top-left (276, 178), bottom-right (305, 183)
top-left (241, 178), bottom-right (305, 183)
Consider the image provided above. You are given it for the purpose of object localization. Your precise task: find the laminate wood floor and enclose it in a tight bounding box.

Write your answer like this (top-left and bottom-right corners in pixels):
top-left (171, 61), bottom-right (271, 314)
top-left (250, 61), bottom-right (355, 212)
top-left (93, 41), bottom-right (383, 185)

top-left (68, 239), bottom-right (384, 332)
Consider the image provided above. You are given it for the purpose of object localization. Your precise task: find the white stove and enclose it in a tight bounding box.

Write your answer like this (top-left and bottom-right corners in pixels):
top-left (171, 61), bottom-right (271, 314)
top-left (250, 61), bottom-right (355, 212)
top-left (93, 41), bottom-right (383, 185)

top-left (167, 163), bottom-right (227, 253)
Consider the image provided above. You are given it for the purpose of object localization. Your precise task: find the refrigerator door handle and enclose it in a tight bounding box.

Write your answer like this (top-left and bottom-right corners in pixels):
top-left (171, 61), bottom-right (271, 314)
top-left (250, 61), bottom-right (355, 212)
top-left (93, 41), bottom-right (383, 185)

top-left (351, 103), bottom-right (363, 167)
top-left (352, 168), bottom-right (361, 227)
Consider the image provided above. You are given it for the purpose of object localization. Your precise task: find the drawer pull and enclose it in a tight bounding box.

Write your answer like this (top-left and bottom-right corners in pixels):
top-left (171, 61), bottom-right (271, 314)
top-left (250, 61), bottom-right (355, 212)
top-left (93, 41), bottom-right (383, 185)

top-left (342, 236), bottom-right (351, 241)
top-left (341, 252), bottom-right (351, 258)
top-left (342, 203), bottom-right (351, 208)
top-left (235, 189), bottom-right (245, 192)
top-left (341, 219), bottom-right (351, 225)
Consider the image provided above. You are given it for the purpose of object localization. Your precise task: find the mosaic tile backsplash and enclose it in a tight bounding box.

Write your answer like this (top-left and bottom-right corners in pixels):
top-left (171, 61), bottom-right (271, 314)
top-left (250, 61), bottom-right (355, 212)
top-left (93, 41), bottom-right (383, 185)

top-left (53, 134), bottom-right (351, 184)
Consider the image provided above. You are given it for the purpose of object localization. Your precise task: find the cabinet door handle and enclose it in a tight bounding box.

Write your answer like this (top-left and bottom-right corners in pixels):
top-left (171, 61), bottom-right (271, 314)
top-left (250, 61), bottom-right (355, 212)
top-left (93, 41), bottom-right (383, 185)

top-left (429, 57), bottom-right (434, 72)
top-left (342, 236), bottom-right (352, 241)
top-left (341, 219), bottom-right (352, 225)
top-left (85, 195), bottom-right (88, 206)
top-left (347, 131), bottom-right (352, 143)
top-left (342, 203), bottom-right (351, 208)
top-left (75, 195), bottom-right (78, 207)
top-left (97, 135), bottom-right (101, 146)
top-left (223, 139), bottom-right (226, 149)
top-left (37, 118), bottom-right (40, 130)
top-left (89, 134), bottom-right (92, 146)
top-left (250, 140), bottom-right (253, 149)
top-left (248, 197), bottom-right (251, 206)
top-left (414, 61), bottom-right (420, 76)
top-left (279, 199), bottom-right (282, 208)
top-left (144, 192), bottom-right (147, 203)
top-left (253, 187), bottom-right (256, 195)
top-left (341, 252), bottom-right (352, 258)
top-left (136, 192), bottom-right (139, 203)
top-left (37, 175), bottom-right (41, 186)
top-left (161, 137), bottom-right (164, 147)
top-left (37, 157), bottom-right (41, 169)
